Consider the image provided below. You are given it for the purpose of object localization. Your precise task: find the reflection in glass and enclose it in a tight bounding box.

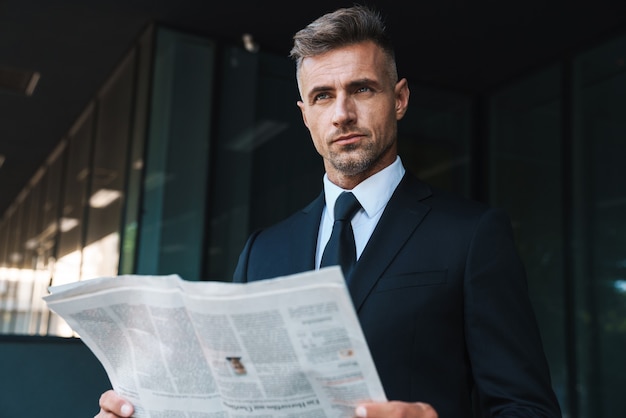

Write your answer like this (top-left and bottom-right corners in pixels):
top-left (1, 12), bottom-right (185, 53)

top-left (575, 32), bottom-right (626, 418)
top-left (136, 28), bottom-right (214, 281)
top-left (489, 66), bottom-right (566, 411)
top-left (398, 86), bottom-right (472, 197)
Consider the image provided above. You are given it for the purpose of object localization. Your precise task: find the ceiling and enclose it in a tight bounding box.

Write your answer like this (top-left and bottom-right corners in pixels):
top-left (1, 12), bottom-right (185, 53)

top-left (2, 0), bottom-right (626, 218)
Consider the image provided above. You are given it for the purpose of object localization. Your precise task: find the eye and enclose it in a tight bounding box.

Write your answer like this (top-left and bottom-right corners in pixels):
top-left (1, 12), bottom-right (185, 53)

top-left (356, 86), bottom-right (371, 93)
top-left (314, 92), bottom-right (330, 102)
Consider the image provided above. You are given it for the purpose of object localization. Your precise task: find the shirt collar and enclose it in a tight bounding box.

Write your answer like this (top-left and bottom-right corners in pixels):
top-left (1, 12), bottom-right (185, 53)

top-left (323, 156), bottom-right (405, 219)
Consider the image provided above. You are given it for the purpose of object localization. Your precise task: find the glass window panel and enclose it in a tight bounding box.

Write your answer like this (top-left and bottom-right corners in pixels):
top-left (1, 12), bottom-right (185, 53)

top-left (0, 219), bottom-right (8, 318)
top-left (40, 144), bottom-right (65, 253)
top-left (489, 66), bottom-right (566, 411)
top-left (0, 217), bottom-right (10, 332)
top-left (1, 201), bottom-right (23, 333)
top-left (398, 86), bottom-right (472, 197)
top-left (0, 216), bottom-right (8, 272)
top-left (83, 52), bottom-right (136, 280)
top-left (119, 27), bottom-right (153, 275)
top-left (21, 171), bottom-right (47, 335)
top-left (56, 106), bottom-right (94, 284)
top-left (40, 144), bottom-right (67, 336)
top-left (247, 53), bottom-right (323, 232)
top-left (15, 190), bottom-right (35, 334)
top-left (136, 28), bottom-right (214, 281)
top-left (574, 33), bottom-right (626, 418)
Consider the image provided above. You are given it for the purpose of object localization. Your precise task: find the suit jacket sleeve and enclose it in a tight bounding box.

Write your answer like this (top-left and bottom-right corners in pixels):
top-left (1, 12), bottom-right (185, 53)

top-left (464, 208), bottom-right (560, 417)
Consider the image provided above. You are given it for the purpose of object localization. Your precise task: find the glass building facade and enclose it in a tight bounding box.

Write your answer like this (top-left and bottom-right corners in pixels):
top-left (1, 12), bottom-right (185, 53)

top-left (0, 23), bottom-right (625, 418)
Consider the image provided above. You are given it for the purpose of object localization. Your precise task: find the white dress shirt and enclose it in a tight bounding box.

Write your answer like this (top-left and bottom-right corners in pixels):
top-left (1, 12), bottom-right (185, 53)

top-left (315, 156), bottom-right (405, 268)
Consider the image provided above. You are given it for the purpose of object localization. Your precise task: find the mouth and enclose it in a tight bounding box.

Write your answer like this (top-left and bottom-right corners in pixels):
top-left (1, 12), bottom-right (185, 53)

top-left (333, 133), bottom-right (363, 146)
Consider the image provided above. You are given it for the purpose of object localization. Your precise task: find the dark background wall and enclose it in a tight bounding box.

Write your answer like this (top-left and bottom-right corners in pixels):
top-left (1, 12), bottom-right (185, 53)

top-left (0, 336), bottom-right (110, 417)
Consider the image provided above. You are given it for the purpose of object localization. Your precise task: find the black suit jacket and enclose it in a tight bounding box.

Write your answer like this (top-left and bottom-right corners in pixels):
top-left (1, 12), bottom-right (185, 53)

top-left (233, 172), bottom-right (562, 418)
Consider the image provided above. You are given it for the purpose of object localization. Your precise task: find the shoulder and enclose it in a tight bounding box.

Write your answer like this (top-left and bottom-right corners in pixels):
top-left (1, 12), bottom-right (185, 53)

top-left (399, 171), bottom-right (492, 215)
top-left (233, 193), bottom-right (324, 282)
top-left (255, 193), bottom-right (324, 239)
top-left (398, 172), bottom-right (514, 234)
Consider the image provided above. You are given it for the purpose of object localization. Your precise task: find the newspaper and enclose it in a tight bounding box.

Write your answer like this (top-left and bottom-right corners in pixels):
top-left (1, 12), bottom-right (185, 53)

top-left (43, 266), bottom-right (386, 418)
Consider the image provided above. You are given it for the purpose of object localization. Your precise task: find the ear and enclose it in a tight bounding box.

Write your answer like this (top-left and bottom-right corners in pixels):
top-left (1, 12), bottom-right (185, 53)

top-left (297, 100), bottom-right (309, 128)
top-left (394, 78), bottom-right (410, 120)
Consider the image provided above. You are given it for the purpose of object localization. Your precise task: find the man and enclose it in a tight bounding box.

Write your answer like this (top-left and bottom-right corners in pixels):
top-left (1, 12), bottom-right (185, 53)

top-left (98, 5), bottom-right (561, 418)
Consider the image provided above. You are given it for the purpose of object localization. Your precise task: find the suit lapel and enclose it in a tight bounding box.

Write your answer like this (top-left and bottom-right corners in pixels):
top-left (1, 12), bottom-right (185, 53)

top-left (288, 192), bottom-right (325, 272)
top-left (348, 173), bottom-right (433, 310)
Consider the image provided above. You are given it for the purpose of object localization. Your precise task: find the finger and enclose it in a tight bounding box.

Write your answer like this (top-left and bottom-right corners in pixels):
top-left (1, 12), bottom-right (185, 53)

top-left (414, 402), bottom-right (438, 418)
top-left (355, 401), bottom-right (438, 418)
top-left (98, 390), bottom-right (134, 417)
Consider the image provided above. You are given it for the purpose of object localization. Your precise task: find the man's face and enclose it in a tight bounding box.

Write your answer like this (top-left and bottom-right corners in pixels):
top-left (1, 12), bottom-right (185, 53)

top-left (297, 41), bottom-right (409, 188)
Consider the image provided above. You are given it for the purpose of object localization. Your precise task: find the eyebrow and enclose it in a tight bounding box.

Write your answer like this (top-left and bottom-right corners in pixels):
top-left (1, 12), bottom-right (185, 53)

top-left (306, 78), bottom-right (382, 99)
top-left (348, 78), bottom-right (381, 89)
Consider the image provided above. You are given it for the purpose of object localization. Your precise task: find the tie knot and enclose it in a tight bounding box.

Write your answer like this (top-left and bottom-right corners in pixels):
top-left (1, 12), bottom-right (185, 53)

top-left (334, 192), bottom-right (361, 221)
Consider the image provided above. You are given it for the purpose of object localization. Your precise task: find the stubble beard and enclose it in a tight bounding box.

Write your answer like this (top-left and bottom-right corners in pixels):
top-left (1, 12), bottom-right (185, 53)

top-left (329, 141), bottom-right (383, 177)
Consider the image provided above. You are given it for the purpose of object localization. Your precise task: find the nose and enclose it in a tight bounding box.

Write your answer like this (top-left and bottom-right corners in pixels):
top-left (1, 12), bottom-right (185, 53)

top-left (331, 95), bottom-right (356, 127)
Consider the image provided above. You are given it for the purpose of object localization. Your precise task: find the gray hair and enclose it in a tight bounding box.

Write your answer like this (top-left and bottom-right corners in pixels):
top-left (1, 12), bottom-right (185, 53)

top-left (290, 4), bottom-right (398, 86)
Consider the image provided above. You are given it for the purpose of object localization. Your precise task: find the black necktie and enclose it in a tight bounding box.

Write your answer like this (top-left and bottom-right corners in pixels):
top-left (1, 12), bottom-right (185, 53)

top-left (320, 192), bottom-right (361, 278)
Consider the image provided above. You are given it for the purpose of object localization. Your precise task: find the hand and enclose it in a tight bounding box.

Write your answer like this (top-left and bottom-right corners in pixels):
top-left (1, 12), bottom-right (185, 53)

top-left (355, 401), bottom-right (438, 418)
top-left (93, 392), bottom-right (437, 418)
top-left (94, 390), bottom-right (134, 418)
